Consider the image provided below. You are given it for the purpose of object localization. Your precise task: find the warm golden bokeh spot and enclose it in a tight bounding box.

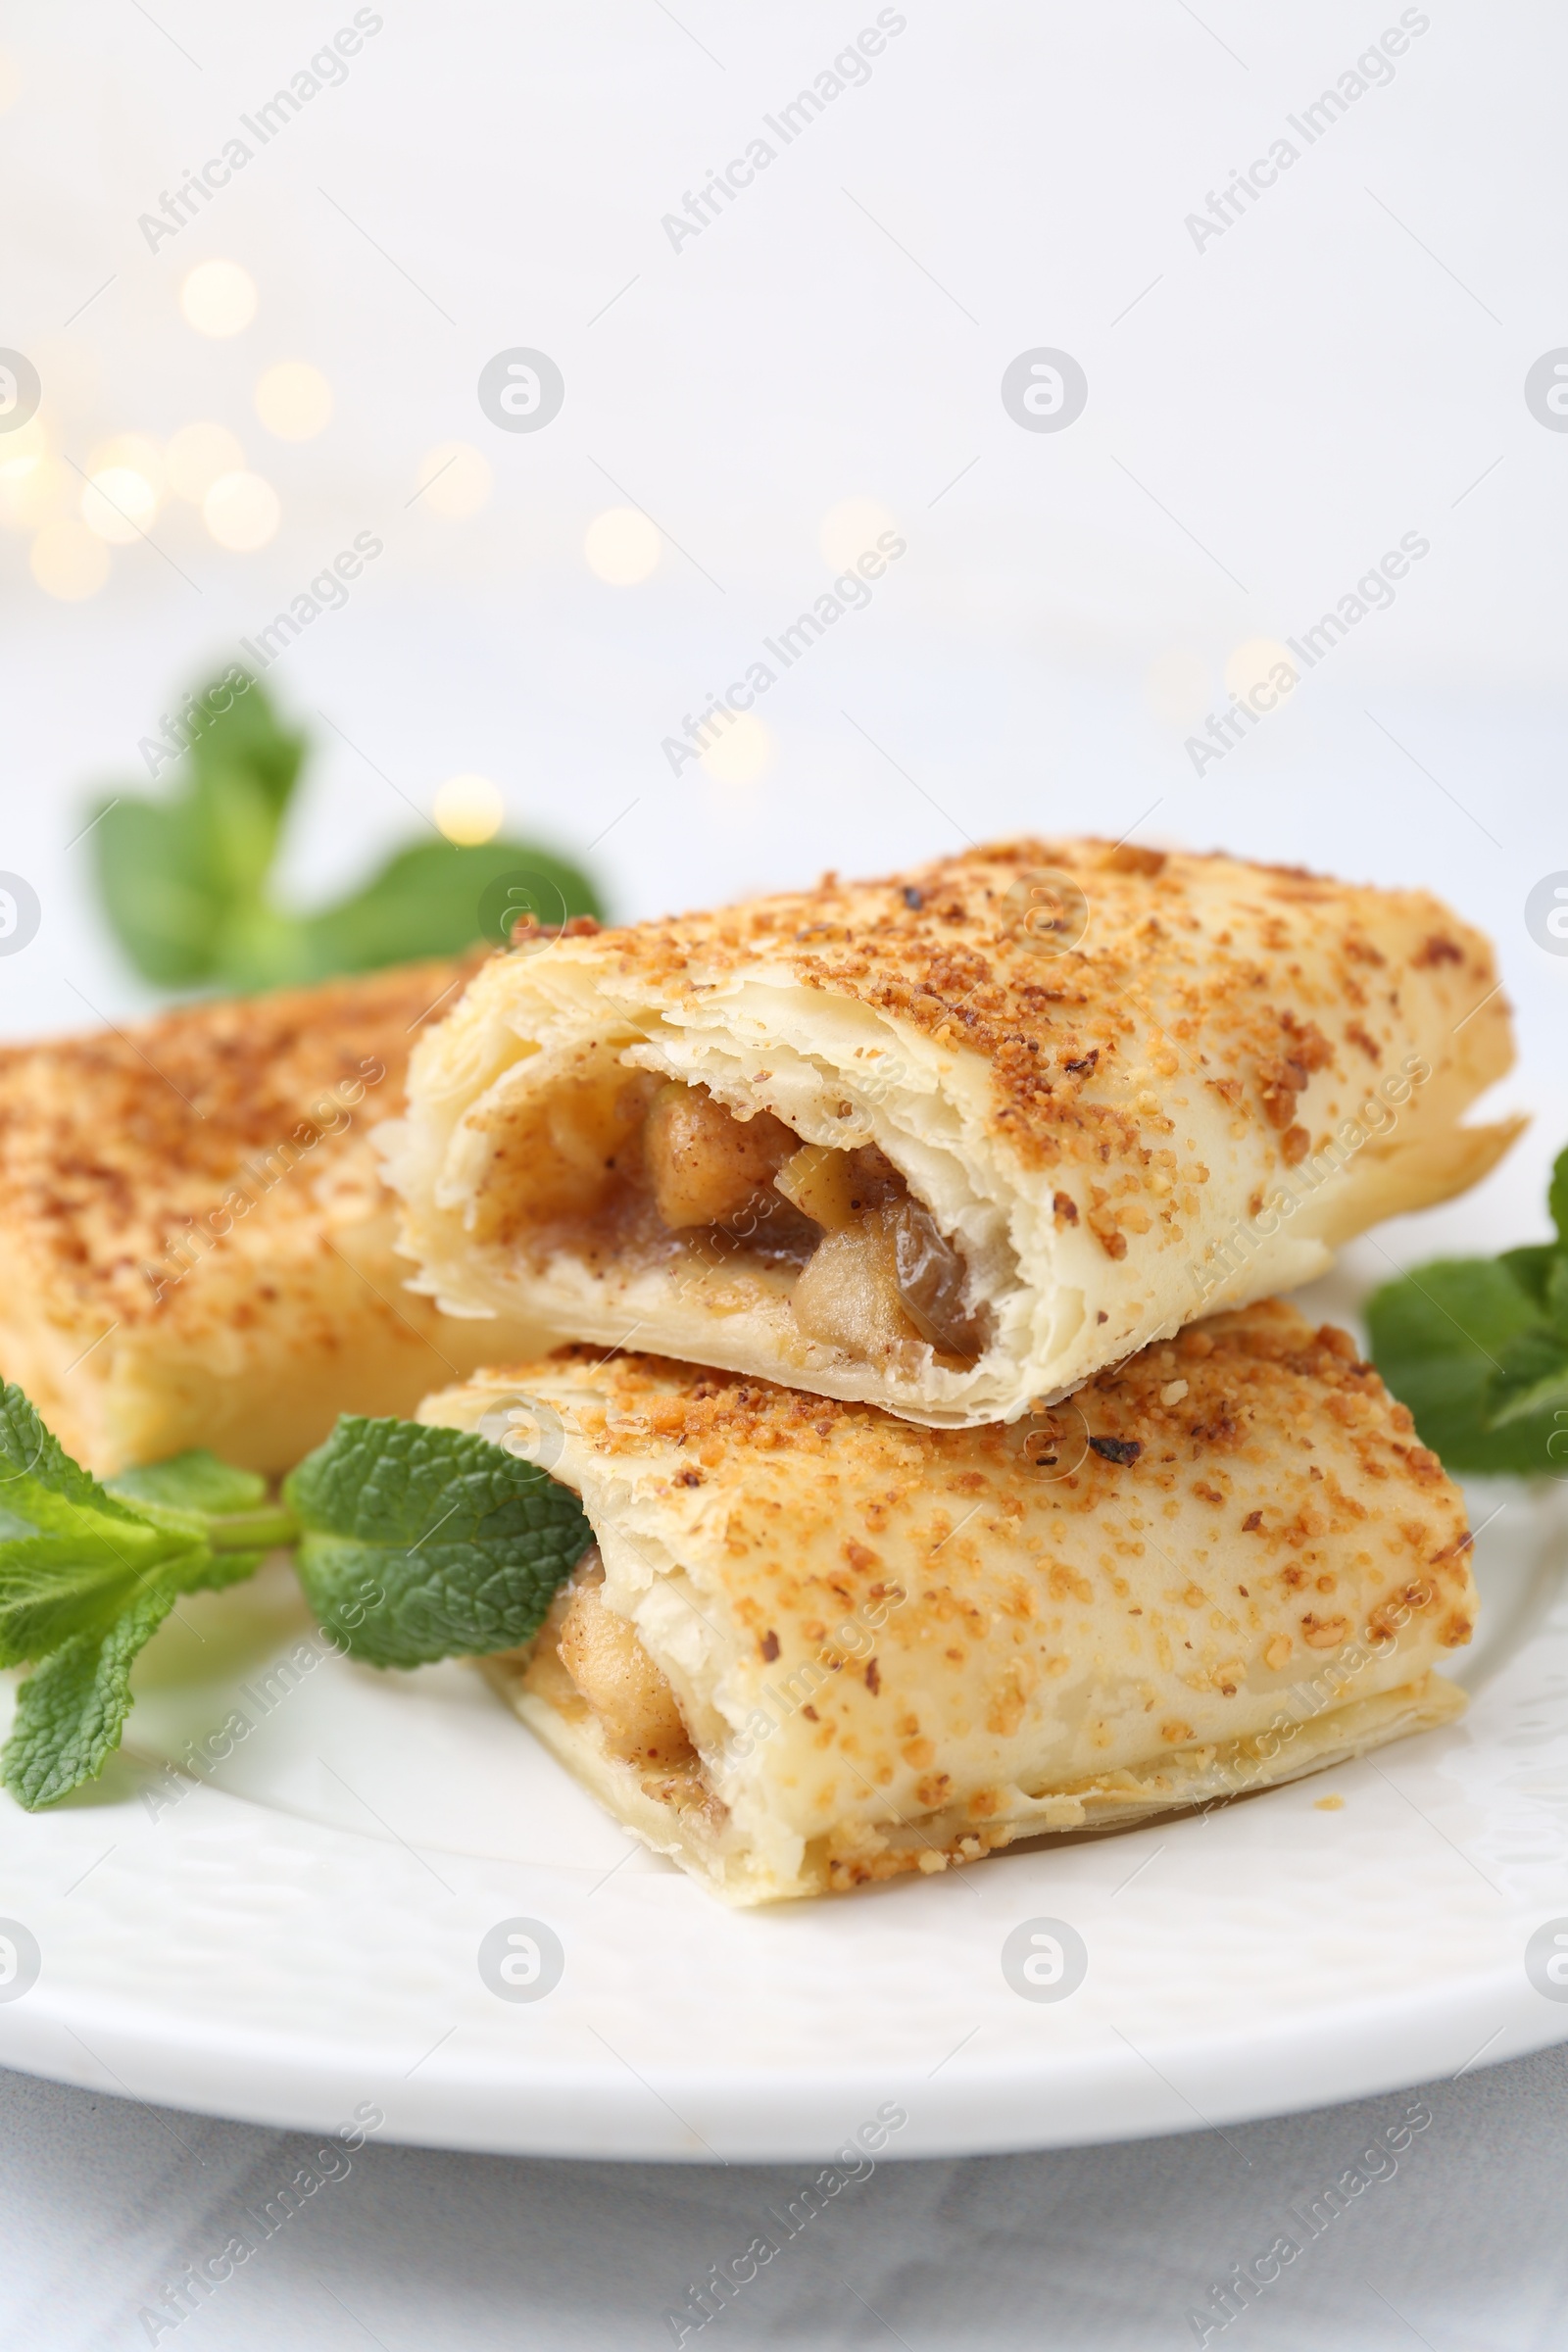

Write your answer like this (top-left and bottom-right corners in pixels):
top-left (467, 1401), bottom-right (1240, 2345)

top-left (255, 361), bottom-right (333, 440)
top-left (1223, 638), bottom-right (1295, 705)
top-left (415, 441), bottom-right (491, 518)
top-left (203, 469), bottom-right (280, 551)
top-left (80, 466), bottom-right (159, 545)
top-left (0, 444), bottom-right (67, 533)
top-left (30, 519), bottom-right (111, 600)
top-left (180, 260), bottom-right (258, 337)
top-left (433, 775), bottom-right (506, 845)
top-left (584, 506), bottom-right (661, 585)
top-left (818, 495), bottom-right (897, 571)
top-left (88, 433), bottom-right (166, 500)
top-left (701, 713), bottom-right (775, 787)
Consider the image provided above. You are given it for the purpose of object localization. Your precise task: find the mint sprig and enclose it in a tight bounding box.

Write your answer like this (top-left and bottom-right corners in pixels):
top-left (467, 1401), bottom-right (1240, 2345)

top-left (285, 1416), bottom-right (593, 1670)
top-left (7, 1588), bottom-right (182, 1812)
top-left (89, 666), bottom-right (604, 992)
top-left (0, 1395), bottom-right (220, 1664)
top-left (0, 1398), bottom-right (245, 1807)
top-left (1366, 1141), bottom-right (1568, 1477)
top-left (0, 1387), bottom-right (592, 1810)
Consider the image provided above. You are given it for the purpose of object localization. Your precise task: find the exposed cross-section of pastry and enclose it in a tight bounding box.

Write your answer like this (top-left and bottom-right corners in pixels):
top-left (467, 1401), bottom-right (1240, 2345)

top-left (0, 958), bottom-right (548, 1475)
top-left (381, 839), bottom-right (1520, 1429)
top-left (423, 1299), bottom-right (1478, 1905)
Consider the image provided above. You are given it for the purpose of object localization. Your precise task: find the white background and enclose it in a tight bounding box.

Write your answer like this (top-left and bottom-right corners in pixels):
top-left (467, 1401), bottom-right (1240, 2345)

top-left (2, 3), bottom-right (1566, 2343)
top-left (1, 0), bottom-right (1565, 1068)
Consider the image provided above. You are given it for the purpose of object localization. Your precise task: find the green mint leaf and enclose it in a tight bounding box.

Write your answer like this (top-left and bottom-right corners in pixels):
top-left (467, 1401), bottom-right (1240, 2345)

top-left (1366, 1258), bottom-right (1564, 1476)
top-left (1485, 1326), bottom-right (1568, 1430)
top-left (89, 665), bottom-right (605, 991)
top-left (186, 672), bottom-right (305, 818)
top-left (107, 1450), bottom-right (269, 1518)
top-left (285, 1415), bottom-right (592, 1670)
top-left (0, 1381), bottom-right (119, 1506)
top-left (0, 1520), bottom-right (254, 1809)
top-left (3, 1581), bottom-right (179, 1810)
top-left (1550, 1143), bottom-right (1568, 1251)
top-left (1477, 1187), bottom-right (1568, 1441)
top-left (176, 1548), bottom-right (269, 1594)
top-left (0, 1385), bottom-right (215, 1664)
top-left (90, 797), bottom-right (224, 986)
top-left (1482, 1257), bottom-right (1568, 1432)
top-left (90, 668), bottom-right (305, 989)
top-left (1498, 1244), bottom-right (1559, 1308)
top-left (293, 838), bottom-right (603, 979)
top-left (0, 1390), bottom-right (280, 1806)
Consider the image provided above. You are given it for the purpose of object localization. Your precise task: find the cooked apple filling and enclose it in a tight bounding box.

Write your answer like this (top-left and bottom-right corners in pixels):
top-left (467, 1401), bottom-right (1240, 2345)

top-left (472, 1057), bottom-right (990, 1365)
top-left (554, 1551), bottom-right (696, 1767)
top-left (643, 1083), bottom-right (797, 1227)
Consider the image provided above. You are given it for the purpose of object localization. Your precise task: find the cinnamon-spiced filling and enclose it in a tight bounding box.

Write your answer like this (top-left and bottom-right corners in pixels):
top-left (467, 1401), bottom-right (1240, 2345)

top-left (470, 1058), bottom-right (991, 1365)
top-left (555, 1551), bottom-right (696, 1768)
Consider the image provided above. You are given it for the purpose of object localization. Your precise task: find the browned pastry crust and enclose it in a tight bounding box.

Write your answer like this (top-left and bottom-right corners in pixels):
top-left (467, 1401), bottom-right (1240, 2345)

top-left (0, 956), bottom-right (544, 1470)
top-left (386, 839), bottom-right (1518, 1426)
top-left (427, 1298), bottom-right (1477, 1903)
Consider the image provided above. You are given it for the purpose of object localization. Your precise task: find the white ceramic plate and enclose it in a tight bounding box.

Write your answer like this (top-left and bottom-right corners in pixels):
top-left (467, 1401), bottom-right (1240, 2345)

top-left (2, 1250), bottom-right (1567, 2162)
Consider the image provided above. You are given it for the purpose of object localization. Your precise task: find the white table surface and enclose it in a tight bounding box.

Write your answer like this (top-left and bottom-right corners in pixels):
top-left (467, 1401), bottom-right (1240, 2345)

top-left (4, 2045), bottom-right (1565, 2351)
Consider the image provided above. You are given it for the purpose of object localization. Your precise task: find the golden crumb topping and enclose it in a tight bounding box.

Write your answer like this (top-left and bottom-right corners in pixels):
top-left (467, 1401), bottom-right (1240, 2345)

top-left (557, 838), bottom-right (1502, 1172)
top-left (0, 955), bottom-right (479, 1326)
top-left (480, 1296), bottom-right (1470, 1603)
top-left (450, 1291), bottom-right (1476, 1899)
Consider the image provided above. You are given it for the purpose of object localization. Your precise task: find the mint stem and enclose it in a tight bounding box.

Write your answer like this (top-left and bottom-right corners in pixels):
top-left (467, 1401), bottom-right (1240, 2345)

top-left (205, 1503), bottom-right (300, 1553)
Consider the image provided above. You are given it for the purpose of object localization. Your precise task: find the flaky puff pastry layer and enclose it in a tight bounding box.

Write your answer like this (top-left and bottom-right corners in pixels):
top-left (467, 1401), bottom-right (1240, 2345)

top-left (424, 1300), bottom-right (1478, 1905)
top-left (382, 839), bottom-right (1518, 1428)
